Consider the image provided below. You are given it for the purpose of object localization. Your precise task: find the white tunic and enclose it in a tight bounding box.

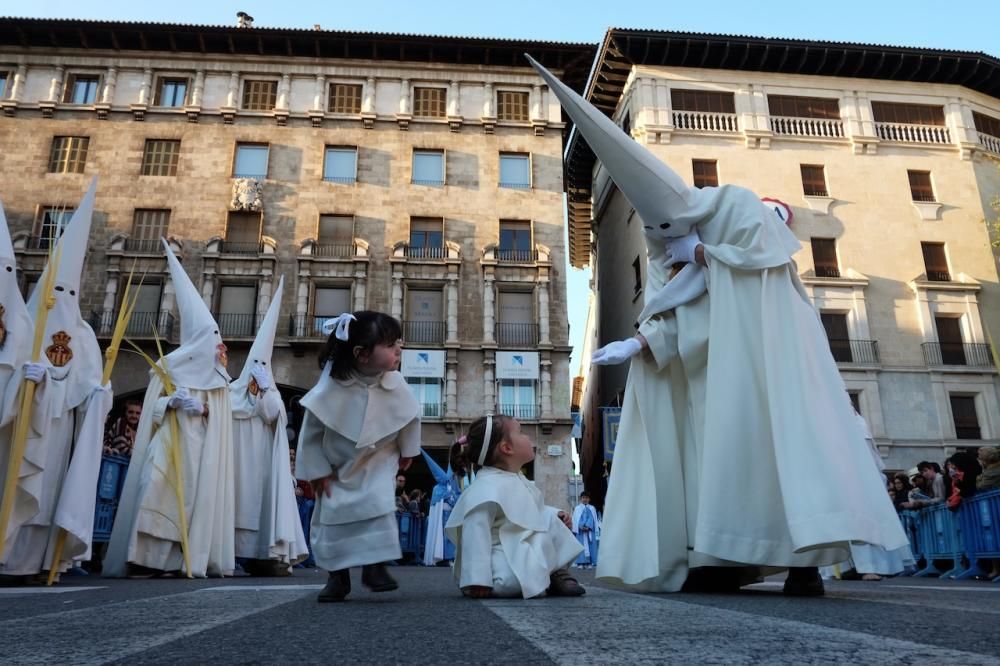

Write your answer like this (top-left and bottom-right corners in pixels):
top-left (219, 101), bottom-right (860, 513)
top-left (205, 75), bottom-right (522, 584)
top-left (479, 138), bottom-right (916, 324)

top-left (295, 370), bottom-right (421, 571)
top-left (231, 384), bottom-right (308, 564)
top-left (446, 467), bottom-right (582, 599)
top-left (104, 377), bottom-right (235, 578)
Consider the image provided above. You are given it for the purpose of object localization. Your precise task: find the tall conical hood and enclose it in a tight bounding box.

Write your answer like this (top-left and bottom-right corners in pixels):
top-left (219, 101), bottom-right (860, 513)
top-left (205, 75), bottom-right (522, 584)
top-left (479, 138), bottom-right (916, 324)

top-left (232, 276), bottom-right (282, 394)
top-left (0, 198), bottom-right (33, 372)
top-left (161, 239), bottom-right (230, 390)
top-left (525, 55), bottom-right (705, 238)
top-left (421, 447), bottom-right (451, 486)
top-left (26, 178), bottom-right (104, 407)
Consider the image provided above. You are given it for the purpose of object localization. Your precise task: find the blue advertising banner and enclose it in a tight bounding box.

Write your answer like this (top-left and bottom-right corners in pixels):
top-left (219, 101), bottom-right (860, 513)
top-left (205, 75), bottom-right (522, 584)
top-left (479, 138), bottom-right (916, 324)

top-left (601, 407), bottom-right (621, 461)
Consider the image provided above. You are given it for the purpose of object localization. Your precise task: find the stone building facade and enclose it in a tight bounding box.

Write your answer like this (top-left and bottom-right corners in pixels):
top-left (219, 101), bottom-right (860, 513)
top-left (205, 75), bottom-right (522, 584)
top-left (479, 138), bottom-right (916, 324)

top-left (0, 18), bottom-right (595, 506)
top-left (571, 29), bottom-right (1000, 496)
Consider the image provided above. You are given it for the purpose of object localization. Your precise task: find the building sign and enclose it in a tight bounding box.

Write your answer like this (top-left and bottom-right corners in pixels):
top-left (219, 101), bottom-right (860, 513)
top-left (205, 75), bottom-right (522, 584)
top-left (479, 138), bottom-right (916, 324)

top-left (401, 349), bottom-right (445, 378)
top-left (496, 351), bottom-right (539, 380)
top-left (601, 407), bottom-right (621, 461)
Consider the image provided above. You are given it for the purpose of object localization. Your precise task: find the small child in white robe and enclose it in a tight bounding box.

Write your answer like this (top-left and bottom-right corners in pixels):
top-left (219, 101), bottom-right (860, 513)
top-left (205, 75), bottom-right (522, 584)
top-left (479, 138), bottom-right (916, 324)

top-left (445, 415), bottom-right (585, 599)
top-left (295, 311), bottom-right (421, 602)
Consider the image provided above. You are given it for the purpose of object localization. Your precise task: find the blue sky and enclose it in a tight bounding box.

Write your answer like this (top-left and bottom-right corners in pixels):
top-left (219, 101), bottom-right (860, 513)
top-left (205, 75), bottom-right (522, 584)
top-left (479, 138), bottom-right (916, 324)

top-left (13, 1), bottom-right (1000, 375)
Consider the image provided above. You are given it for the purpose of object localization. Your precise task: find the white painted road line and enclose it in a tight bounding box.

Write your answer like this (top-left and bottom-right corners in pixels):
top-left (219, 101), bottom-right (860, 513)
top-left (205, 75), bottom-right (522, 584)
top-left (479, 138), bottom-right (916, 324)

top-left (199, 584), bottom-right (325, 591)
top-left (0, 586), bottom-right (105, 595)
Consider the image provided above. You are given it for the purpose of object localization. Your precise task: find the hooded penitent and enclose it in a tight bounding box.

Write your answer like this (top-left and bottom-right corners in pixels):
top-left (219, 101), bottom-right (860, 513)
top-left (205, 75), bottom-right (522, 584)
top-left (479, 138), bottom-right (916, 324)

top-left (0, 198), bottom-right (32, 377)
top-left (230, 276), bottom-right (282, 408)
top-left (25, 178), bottom-right (103, 409)
top-left (160, 239), bottom-right (230, 390)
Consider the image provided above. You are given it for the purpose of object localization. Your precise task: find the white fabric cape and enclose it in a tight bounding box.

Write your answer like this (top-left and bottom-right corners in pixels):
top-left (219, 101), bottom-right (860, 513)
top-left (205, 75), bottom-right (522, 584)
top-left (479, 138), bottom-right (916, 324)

top-left (103, 374), bottom-right (235, 578)
top-left (231, 385), bottom-right (308, 564)
top-left (445, 467), bottom-right (582, 599)
top-left (596, 185), bottom-right (909, 592)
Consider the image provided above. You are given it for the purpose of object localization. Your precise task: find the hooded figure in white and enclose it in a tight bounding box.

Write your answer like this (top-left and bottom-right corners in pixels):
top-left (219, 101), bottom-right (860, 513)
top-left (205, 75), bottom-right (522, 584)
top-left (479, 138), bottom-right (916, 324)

top-left (230, 277), bottom-right (309, 571)
top-left (104, 240), bottom-right (235, 578)
top-left (0, 180), bottom-right (113, 577)
top-left (527, 56), bottom-right (908, 593)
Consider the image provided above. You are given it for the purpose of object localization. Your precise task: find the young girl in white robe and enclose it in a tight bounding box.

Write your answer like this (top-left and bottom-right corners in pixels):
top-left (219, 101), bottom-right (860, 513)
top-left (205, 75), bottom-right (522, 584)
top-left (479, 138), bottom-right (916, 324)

top-left (445, 415), bottom-right (585, 599)
top-left (294, 311), bottom-right (421, 602)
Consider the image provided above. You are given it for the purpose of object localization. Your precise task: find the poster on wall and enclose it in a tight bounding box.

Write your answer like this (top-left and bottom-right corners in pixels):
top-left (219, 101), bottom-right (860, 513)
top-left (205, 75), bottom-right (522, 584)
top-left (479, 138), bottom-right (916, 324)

top-left (400, 349), bottom-right (445, 378)
top-left (601, 407), bottom-right (621, 461)
top-left (495, 351), bottom-right (539, 380)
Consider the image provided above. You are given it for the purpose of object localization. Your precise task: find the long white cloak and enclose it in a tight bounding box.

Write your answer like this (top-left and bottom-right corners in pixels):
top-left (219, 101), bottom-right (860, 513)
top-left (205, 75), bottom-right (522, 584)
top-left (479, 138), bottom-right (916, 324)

top-left (0, 365), bottom-right (112, 575)
top-left (571, 503), bottom-right (600, 562)
top-left (295, 370), bottom-right (421, 571)
top-left (231, 384), bottom-right (308, 564)
top-left (103, 375), bottom-right (235, 578)
top-left (597, 186), bottom-right (909, 592)
top-left (445, 467), bottom-right (582, 599)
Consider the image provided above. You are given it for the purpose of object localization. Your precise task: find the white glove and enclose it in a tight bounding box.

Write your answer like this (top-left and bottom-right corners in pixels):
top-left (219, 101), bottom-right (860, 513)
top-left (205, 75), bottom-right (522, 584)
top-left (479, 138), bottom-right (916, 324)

top-left (181, 396), bottom-right (206, 416)
top-left (250, 364), bottom-right (272, 392)
top-left (24, 362), bottom-right (46, 384)
top-left (168, 387), bottom-right (190, 409)
top-left (592, 337), bottom-right (643, 366)
top-left (664, 229), bottom-right (702, 266)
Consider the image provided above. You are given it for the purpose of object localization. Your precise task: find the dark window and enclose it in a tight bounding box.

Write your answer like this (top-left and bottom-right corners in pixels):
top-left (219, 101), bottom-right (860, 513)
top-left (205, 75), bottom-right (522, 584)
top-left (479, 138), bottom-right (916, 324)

top-left (974, 111), bottom-right (1000, 139)
top-left (225, 212), bottom-right (262, 246)
top-left (328, 83), bottom-right (362, 114)
top-left (800, 164), bottom-right (828, 197)
top-left (935, 316), bottom-right (965, 365)
top-left (811, 238), bottom-right (840, 278)
top-left (242, 80), bottom-right (277, 111)
top-left (949, 395), bottom-right (980, 439)
top-left (767, 95), bottom-right (840, 119)
top-left (871, 102), bottom-right (945, 126)
top-left (621, 112), bottom-right (631, 135)
top-left (908, 170), bottom-right (936, 202)
top-left (0, 72), bottom-right (7, 98)
top-left (131, 209), bottom-right (170, 244)
top-left (921, 242), bottom-right (950, 281)
top-left (409, 217), bottom-right (444, 258)
top-left (692, 160), bottom-right (718, 188)
top-left (35, 207), bottom-right (74, 248)
top-left (48, 136), bottom-right (89, 173)
top-left (499, 220), bottom-right (532, 260)
top-left (141, 139), bottom-right (181, 176)
top-left (497, 91), bottom-right (529, 122)
top-left (155, 78), bottom-right (188, 107)
top-left (632, 256), bottom-right (642, 294)
top-left (323, 147), bottom-right (357, 183)
top-left (413, 87), bottom-right (446, 118)
top-left (63, 74), bottom-right (99, 104)
top-left (821, 312), bottom-right (852, 363)
top-left (670, 89), bottom-right (735, 114)
top-left (233, 143), bottom-right (269, 178)
top-left (848, 391), bottom-right (861, 413)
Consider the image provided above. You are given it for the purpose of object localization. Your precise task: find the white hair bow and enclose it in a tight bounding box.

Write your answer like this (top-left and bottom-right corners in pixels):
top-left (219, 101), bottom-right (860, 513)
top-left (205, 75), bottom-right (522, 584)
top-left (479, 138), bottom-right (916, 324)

top-left (322, 313), bottom-right (357, 341)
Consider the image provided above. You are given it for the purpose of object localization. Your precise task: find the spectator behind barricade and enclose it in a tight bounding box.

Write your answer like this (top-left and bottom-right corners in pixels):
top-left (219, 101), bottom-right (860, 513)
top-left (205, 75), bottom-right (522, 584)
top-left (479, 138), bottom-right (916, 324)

top-left (907, 468), bottom-right (930, 502)
top-left (902, 462), bottom-right (946, 509)
top-left (891, 474), bottom-right (912, 512)
top-left (977, 447), bottom-right (1000, 491)
top-left (102, 399), bottom-right (142, 457)
top-left (395, 473), bottom-right (409, 513)
top-left (944, 451), bottom-right (982, 511)
top-left (290, 446), bottom-right (316, 569)
top-left (407, 489), bottom-right (427, 517)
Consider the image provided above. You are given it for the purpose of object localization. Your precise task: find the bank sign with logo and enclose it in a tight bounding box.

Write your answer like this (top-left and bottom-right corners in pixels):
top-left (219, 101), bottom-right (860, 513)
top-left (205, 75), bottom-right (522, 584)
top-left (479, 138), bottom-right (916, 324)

top-left (496, 351), bottom-right (539, 380)
top-left (401, 349), bottom-right (445, 378)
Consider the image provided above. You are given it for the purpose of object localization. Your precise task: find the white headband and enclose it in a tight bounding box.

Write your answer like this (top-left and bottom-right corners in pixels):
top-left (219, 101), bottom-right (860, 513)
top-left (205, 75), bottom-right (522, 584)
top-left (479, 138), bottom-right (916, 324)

top-left (477, 415), bottom-right (494, 466)
top-left (322, 313), bottom-right (357, 341)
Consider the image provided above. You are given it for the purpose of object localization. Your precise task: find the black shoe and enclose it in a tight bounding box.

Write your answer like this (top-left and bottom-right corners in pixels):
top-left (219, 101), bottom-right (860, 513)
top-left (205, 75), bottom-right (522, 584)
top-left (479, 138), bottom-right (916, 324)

top-left (547, 568), bottom-right (586, 596)
top-left (317, 569), bottom-right (351, 602)
top-left (783, 567), bottom-right (825, 597)
top-left (681, 566), bottom-right (744, 593)
top-left (361, 563), bottom-right (398, 592)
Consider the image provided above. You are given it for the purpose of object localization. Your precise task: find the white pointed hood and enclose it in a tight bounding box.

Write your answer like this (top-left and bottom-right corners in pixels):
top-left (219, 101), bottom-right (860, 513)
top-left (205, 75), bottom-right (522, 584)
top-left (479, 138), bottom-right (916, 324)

top-left (161, 239), bottom-right (231, 390)
top-left (231, 276), bottom-right (282, 397)
top-left (0, 198), bottom-right (33, 373)
top-left (26, 178), bottom-right (104, 408)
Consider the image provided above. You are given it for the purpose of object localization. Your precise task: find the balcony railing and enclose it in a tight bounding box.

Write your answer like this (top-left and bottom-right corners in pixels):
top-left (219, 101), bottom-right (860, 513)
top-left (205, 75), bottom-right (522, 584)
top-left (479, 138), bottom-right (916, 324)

top-left (420, 402), bottom-right (445, 418)
top-left (827, 339), bottom-right (880, 365)
top-left (90, 310), bottom-right (175, 338)
top-left (672, 110), bottom-right (739, 133)
top-left (123, 238), bottom-right (164, 253)
top-left (875, 122), bottom-right (951, 145)
top-left (815, 265), bottom-right (841, 278)
top-left (404, 245), bottom-right (446, 259)
top-left (403, 320), bottom-right (445, 345)
top-left (769, 116), bottom-right (844, 138)
top-left (495, 323), bottom-right (539, 347)
top-left (411, 178), bottom-right (444, 187)
top-left (496, 249), bottom-right (538, 263)
top-left (288, 314), bottom-right (331, 339)
top-left (499, 181), bottom-right (531, 190)
top-left (219, 241), bottom-right (264, 256)
top-left (312, 243), bottom-right (355, 258)
top-left (979, 131), bottom-right (1000, 155)
top-left (925, 270), bottom-right (951, 282)
top-left (498, 403), bottom-right (541, 420)
top-left (214, 312), bottom-right (264, 338)
top-left (323, 175), bottom-right (356, 184)
top-left (922, 342), bottom-right (995, 368)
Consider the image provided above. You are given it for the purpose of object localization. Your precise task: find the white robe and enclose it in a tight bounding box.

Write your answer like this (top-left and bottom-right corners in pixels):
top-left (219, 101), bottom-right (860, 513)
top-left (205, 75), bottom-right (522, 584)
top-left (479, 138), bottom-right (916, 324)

top-left (572, 504), bottom-right (600, 563)
top-left (597, 186), bottom-right (909, 592)
top-left (295, 370), bottom-right (421, 571)
top-left (446, 467), bottom-right (582, 599)
top-left (103, 376), bottom-right (235, 578)
top-left (0, 365), bottom-right (112, 575)
top-left (231, 385), bottom-right (308, 564)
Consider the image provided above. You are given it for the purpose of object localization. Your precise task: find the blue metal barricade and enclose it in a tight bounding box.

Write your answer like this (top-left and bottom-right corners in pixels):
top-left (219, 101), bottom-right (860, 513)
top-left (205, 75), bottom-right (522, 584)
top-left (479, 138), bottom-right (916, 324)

top-left (396, 511), bottom-right (427, 561)
top-left (92, 455), bottom-right (130, 543)
top-left (955, 488), bottom-right (1000, 580)
top-left (910, 503), bottom-right (963, 577)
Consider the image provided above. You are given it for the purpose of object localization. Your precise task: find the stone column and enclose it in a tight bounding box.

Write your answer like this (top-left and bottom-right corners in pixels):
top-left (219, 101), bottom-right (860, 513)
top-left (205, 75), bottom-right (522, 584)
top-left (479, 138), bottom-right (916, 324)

top-left (483, 275), bottom-right (496, 343)
top-left (353, 266), bottom-right (367, 311)
top-left (9, 64), bottom-right (27, 101)
top-left (161, 276), bottom-right (177, 323)
top-left (537, 280), bottom-right (551, 345)
top-left (226, 72), bottom-right (240, 108)
top-left (257, 276), bottom-right (273, 319)
top-left (446, 274), bottom-right (459, 343)
top-left (48, 65), bottom-right (65, 102)
top-left (448, 80), bottom-right (460, 116)
top-left (312, 74), bottom-right (326, 111)
top-left (391, 269), bottom-right (403, 321)
top-left (137, 68), bottom-right (153, 105)
top-left (295, 269), bottom-right (309, 336)
top-left (190, 70), bottom-right (205, 106)
top-left (101, 67), bottom-right (118, 104)
top-left (201, 273), bottom-right (215, 310)
top-left (102, 275), bottom-right (119, 334)
top-left (483, 356), bottom-right (496, 414)
top-left (445, 362), bottom-right (458, 419)
top-left (398, 79), bottom-right (410, 115)
top-left (276, 74), bottom-right (291, 110)
top-left (482, 82), bottom-right (494, 117)
top-left (530, 84), bottom-right (542, 121)
top-left (362, 76), bottom-right (376, 113)
top-left (540, 358), bottom-right (553, 418)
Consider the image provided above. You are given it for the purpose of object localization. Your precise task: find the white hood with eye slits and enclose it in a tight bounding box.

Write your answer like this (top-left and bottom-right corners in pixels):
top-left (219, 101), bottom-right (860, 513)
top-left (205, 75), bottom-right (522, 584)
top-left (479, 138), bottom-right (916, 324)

top-left (230, 275), bottom-right (282, 407)
top-left (0, 197), bottom-right (33, 374)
